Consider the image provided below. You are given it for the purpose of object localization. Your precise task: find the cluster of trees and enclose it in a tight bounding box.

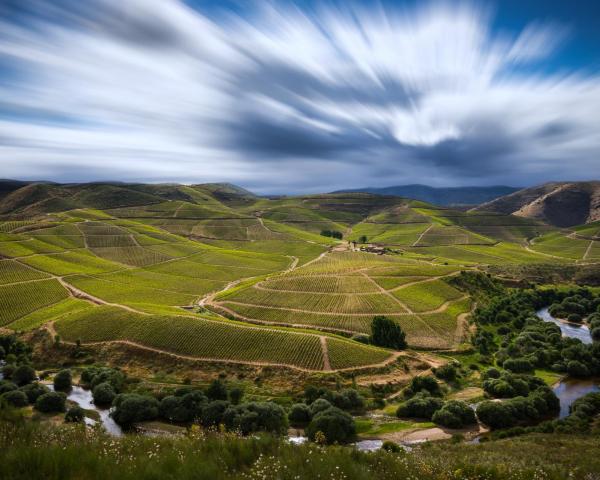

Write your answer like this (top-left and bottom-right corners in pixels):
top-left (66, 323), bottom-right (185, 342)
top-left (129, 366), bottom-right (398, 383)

top-left (494, 392), bottom-right (600, 439)
top-left (286, 386), bottom-right (365, 444)
top-left (482, 369), bottom-right (545, 398)
top-left (108, 378), bottom-right (288, 437)
top-left (472, 288), bottom-right (600, 379)
top-left (548, 291), bottom-right (600, 322)
top-left (476, 385), bottom-right (560, 430)
top-left (81, 366), bottom-right (127, 406)
top-left (320, 230), bottom-right (343, 239)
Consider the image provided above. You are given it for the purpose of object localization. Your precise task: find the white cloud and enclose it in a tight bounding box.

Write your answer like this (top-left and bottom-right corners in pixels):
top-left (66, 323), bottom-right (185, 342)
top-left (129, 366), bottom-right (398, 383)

top-left (0, 0), bottom-right (598, 192)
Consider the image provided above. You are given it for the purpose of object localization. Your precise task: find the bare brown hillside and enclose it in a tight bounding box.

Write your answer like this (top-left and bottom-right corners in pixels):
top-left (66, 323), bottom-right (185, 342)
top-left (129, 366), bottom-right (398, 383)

top-left (472, 181), bottom-right (600, 227)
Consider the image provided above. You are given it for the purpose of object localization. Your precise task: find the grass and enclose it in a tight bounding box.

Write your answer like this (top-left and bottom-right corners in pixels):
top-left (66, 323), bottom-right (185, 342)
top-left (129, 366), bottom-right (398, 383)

top-left (1, 418), bottom-right (599, 479)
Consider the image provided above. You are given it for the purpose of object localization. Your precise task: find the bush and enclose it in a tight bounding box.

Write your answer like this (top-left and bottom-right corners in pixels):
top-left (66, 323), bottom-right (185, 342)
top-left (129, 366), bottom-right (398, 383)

top-left (0, 380), bottom-right (17, 395)
top-left (288, 403), bottom-right (311, 426)
top-left (1, 364), bottom-right (15, 380)
top-left (310, 398), bottom-right (332, 416)
top-left (432, 401), bottom-right (476, 429)
top-left (503, 358), bottom-right (534, 373)
top-left (111, 394), bottom-right (159, 427)
top-left (53, 369), bottom-right (72, 392)
top-left (567, 313), bottom-right (582, 323)
top-left (1, 390), bottom-right (28, 408)
top-left (405, 376), bottom-right (441, 397)
top-left (200, 400), bottom-right (230, 427)
top-left (567, 360), bottom-right (590, 378)
top-left (591, 327), bottom-right (600, 342)
top-left (82, 367), bottom-right (125, 392)
top-left (35, 392), bottom-right (67, 413)
top-left (160, 391), bottom-right (206, 424)
top-left (382, 440), bottom-right (402, 453)
top-left (476, 401), bottom-right (513, 429)
top-left (206, 379), bottom-right (228, 401)
top-left (65, 406), bottom-right (85, 423)
top-left (396, 393), bottom-right (443, 420)
top-left (371, 316), bottom-right (407, 350)
top-left (229, 387), bottom-right (244, 405)
top-left (20, 382), bottom-right (49, 404)
top-left (223, 402), bottom-right (288, 435)
top-left (12, 364), bottom-right (36, 386)
top-left (306, 407), bottom-right (355, 444)
top-left (92, 382), bottom-right (116, 406)
top-left (433, 364), bottom-right (457, 381)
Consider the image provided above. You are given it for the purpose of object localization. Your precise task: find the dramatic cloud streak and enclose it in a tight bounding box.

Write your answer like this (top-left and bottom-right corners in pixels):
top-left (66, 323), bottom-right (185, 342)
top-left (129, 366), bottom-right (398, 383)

top-left (0, 0), bottom-right (599, 192)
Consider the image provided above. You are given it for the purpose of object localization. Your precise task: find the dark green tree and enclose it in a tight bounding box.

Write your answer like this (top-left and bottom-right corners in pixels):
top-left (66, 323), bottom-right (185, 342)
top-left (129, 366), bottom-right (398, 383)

top-left (370, 316), bottom-right (407, 350)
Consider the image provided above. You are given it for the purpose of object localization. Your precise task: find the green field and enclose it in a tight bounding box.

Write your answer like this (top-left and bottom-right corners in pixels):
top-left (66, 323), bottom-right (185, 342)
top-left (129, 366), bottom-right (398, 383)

top-left (0, 187), bottom-right (595, 369)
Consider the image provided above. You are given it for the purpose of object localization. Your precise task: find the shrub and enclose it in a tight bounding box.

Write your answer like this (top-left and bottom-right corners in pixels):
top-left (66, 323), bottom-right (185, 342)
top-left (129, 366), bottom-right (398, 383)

top-left (592, 327), bottom-right (600, 342)
top-left (1, 364), bottom-right (15, 380)
top-left (310, 398), bottom-right (332, 416)
top-left (229, 387), bottom-right (244, 405)
top-left (53, 369), bottom-right (72, 392)
top-left (200, 400), bottom-right (230, 427)
top-left (20, 382), bottom-right (50, 404)
top-left (35, 392), bottom-right (67, 413)
top-left (567, 313), bottom-right (582, 323)
top-left (306, 407), bottom-right (355, 444)
top-left (433, 364), bottom-right (457, 381)
top-left (223, 402), bottom-right (288, 435)
top-left (396, 393), bottom-right (443, 420)
top-left (1, 390), bottom-right (28, 408)
top-left (432, 401), bottom-right (476, 429)
top-left (288, 403), bottom-right (311, 426)
top-left (160, 391), bottom-right (206, 424)
top-left (567, 360), bottom-right (590, 378)
top-left (371, 316), bottom-right (407, 350)
top-left (476, 401), bottom-right (513, 429)
top-left (0, 380), bottom-right (17, 395)
top-left (65, 406), bottom-right (85, 423)
top-left (206, 379), bottom-right (228, 401)
top-left (92, 382), bottom-right (116, 406)
top-left (405, 376), bottom-right (441, 397)
top-left (111, 394), bottom-right (159, 427)
top-left (503, 358), bottom-right (534, 373)
top-left (382, 440), bottom-right (402, 453)
top-left (12, 364), bottom-right (36, 386)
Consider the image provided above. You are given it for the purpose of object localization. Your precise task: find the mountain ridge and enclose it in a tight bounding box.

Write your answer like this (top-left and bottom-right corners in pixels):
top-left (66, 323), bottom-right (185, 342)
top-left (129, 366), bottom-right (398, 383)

top-left (333, 184), bottom-right (519, 206)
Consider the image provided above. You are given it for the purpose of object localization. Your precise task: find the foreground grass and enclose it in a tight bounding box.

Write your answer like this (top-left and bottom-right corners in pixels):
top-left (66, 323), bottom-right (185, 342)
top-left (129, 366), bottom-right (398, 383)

top-left (1, 416), bottom-right (599, 480)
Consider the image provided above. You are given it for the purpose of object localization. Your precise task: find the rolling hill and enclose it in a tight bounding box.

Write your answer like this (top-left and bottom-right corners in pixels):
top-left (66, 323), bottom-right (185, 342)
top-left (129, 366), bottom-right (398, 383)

top-left (472, 181), bottom-right (600, 227)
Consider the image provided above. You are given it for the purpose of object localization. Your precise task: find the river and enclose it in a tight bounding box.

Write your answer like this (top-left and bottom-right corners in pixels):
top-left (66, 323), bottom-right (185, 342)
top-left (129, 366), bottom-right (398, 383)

top-left (536, 307), bottom-right (599, 418)
top-left (46, 384), bottom-right (123, 436)
top-left (536, 307), bottom-right (592, 344)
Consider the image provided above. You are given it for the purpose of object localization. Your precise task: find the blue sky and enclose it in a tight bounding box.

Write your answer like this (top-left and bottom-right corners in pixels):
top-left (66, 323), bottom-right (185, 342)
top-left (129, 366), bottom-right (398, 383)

top-left (1, 0), bottom-right (599, 193)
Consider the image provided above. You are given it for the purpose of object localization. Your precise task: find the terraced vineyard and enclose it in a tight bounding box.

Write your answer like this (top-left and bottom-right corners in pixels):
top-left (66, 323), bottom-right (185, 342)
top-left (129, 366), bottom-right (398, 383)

top-left (0, 183), bottom-right (596, 371)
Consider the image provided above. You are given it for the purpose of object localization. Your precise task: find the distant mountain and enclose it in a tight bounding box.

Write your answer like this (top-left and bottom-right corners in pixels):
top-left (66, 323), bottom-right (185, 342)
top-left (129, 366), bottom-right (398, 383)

top-left (333, 184), bottom-right (519, 206)
top-left (471, 181), bottom-right (600, 227)
top-left (0, 181), bottom-right (259, 217)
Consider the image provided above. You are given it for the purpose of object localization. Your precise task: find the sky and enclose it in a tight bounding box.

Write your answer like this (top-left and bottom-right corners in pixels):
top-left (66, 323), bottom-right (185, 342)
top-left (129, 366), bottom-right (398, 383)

top-left (0, 0), bottom-right (599, 194)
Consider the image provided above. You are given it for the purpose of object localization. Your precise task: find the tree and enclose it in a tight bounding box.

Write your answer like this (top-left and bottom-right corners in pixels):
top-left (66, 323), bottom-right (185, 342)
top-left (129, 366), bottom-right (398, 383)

top-left (0, 381), bottom-right (17, 395)
top-left (432, 401), bottom-right (476, 429)
top-left (310, 398), bottom-right (332, 416)
top-left (206, 379), bottom-right (228, 401)
top-left (53, 369), bottom-right (72, 392)
top-left (200, 400), bottom-right (230, 427)
top-left (35, 392), bottom-right (67, 413)
top-left (222, 402), bottom-right (288, 435)
top-left (12, 364), bottom-right (36, 387)
top-left (433, 364), bottom-right (457, 381)
top-left (396, 393), bottom-right (443, 420)
top-left (476, 401), bottom-right (513, 429)
top-left (358, 235), bottom-right (368, 244)
top-left (229, 387), bottom-right (244, 405)
top-left (20, 382), bottom-right (49, 404)
top-left (567, 360), bottom-right (590, 378)
top-left (371, 316), bottom-right (407, 350)
top-left (503, 358), bottom-right (534, 374)
top-left (111, 394), bottom-right (159, 427)
top-left (288, 403), bottom-right (312, 426)
top-left (92, 382), bottom-right (116, 406)
top-left (1, 390), bottom-right (28, 408)
top-left (306, 407), bottom-right (355, 444)
top-left (406, 376), bottom-right (441, 397)
top-left (65, 406), bottom-right (85, 423)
